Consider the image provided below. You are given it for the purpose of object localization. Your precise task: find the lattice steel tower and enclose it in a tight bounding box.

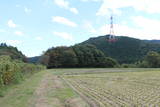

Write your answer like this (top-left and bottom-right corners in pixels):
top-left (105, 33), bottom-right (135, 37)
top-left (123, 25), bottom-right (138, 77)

top-left (108, 15), bottom-right (116, 42)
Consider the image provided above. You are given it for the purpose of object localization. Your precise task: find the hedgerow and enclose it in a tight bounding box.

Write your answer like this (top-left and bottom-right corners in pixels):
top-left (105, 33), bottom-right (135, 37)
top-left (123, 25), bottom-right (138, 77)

top-left (0, 55), bottom-right (45, 87)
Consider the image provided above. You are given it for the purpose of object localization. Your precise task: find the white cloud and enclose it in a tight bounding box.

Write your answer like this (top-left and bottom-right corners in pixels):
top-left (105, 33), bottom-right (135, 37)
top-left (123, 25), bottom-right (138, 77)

top-left (70, 8), bottom-right (79, 14)
top-left (82, 15), bottom-right (160, 40)
top-left (54, 0), bottom-right (69, 8)
top-left (132, 16), bottom-right (160, 30)
top-left (53, 31), bottom-right (74, 41)
top-left (52, 16), bottom-right (77, 27)
top-left (96, 0), bottom-right (160, 16)
top-left (24, 7), bottom-right (32, 13)
top-left (86, 24), bottom-right (138, 38)
top-left (131, 16), bottom-right (160, 39)
top-left (35, 36), bottom-right (43, 40)
top-left (54, 0), bottom-right (79, 14)
top-left (113, 24), bottom-right (160, 40)
top-left (14, 31), bottom-right (24, 36)
top-left (131, 0), bottom-right (160, 14)
top-left (96, 0), bottom-right (129, 16)
top-left (8, 20), bottom-right (16, 28)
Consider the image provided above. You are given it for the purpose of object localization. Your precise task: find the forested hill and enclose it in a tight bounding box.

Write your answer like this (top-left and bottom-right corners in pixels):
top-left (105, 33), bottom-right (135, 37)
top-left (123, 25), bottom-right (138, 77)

top-left (0, 43), bottom-right (26, 62)
top-left (82, 35), bottom-right (160, 64)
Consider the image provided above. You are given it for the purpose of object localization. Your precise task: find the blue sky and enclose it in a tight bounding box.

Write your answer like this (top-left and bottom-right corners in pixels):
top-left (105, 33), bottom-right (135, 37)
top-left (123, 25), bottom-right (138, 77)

top-left (1, 0), bottom-right (160, 57)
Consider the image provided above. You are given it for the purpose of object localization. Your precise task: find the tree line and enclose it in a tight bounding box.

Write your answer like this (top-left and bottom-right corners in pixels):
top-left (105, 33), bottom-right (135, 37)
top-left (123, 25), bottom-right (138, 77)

top-left (38, 44), bottom-right (160, 68)
top-left (39, 44), bottom-right (119, 68)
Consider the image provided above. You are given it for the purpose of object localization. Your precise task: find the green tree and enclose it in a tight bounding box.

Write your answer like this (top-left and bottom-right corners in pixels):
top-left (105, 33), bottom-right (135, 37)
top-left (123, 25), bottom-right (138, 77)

top-left (73, 44), bottom-right (99, 67)
top-left (73, 44), bottom-right (118, 68)
top-left (42, 44), bottom-right (119, 68)
top-left (44, 47), bottom-right (78, 68)
top-left (0, 43), bottom-right (26, 62)
top-left (145, 51), bottom-right (160, 68)
top-left (61, 48), bottom-right (78, 67)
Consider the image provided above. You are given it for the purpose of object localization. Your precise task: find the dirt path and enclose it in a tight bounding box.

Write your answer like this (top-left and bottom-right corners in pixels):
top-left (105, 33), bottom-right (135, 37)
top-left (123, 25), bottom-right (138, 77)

top-left (30, 72), bottom-right (63, 107)
top-left (0, 70), bottom-right (91, 107)
top-left (30, 71), bottom-right (88, 107)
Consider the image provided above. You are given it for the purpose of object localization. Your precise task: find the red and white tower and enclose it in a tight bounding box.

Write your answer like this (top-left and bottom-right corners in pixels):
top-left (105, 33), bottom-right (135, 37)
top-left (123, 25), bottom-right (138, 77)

top-left (108, 15), bottom-right (116, 42)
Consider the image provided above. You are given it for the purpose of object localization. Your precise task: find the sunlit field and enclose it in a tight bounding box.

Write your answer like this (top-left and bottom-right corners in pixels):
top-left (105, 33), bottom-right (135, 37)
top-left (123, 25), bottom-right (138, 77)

top-left (1, 68), bottom-right (160, 107)
top-left (60, 68), bottom-right (160, 106)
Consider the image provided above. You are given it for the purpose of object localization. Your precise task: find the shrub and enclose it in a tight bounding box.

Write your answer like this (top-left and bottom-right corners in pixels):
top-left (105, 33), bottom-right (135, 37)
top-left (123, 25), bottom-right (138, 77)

top-left (0, 55), bottom-right (45, 87)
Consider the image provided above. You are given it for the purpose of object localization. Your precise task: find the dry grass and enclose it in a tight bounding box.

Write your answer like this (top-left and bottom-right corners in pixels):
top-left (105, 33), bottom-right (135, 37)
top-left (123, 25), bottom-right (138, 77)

top-left (62, 69), bottom-right (160, 106)
top-left (1, 68), bottom-right (160, 107)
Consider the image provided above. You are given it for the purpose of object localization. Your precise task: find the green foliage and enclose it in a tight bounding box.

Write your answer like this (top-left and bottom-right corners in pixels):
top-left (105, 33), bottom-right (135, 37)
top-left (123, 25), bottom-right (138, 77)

top-left (32, 35), bottom-right (160, 66)
top-left (44, 46), bottom-right (78, 68)
top-left (0, 43), bottom-right (26, 62)
top-left (83, 35), bottom-right (160, 64)
top-left (0, 72), bottom-right (4, 87)
top-left (145, 51), bottom-right (160, 68)
top-left (0, 55), bottom-right (45, 88)
top-left (61, 48), bottom-right (78, 67)
top-left (73, 44), bottom-right (118, 67)
top-left (0, 56), bottom-right (22, 85)
top-left (103, 57), bottom-right (119, 68)
top-left (137, 51), bottom-right (160, 68)
top-left (73, 44), bottom-right (101, 67)
top-left (41, 44), bottom-right (119, 68)
top-left (136, 61), bottom-right (148, 68)
top-left (19, 63), bottom-right (45, 74)
top-left (38, 55), bottom-right (49, 66)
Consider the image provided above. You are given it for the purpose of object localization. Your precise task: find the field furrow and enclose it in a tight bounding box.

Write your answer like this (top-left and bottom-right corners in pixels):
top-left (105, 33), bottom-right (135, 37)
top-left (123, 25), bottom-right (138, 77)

top-left (63, 70), bottom-right (160, 106)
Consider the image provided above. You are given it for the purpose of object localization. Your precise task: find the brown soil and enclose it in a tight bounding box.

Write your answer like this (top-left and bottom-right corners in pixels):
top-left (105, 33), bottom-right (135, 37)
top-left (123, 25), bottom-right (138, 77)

top-left (30, 73), bottom-right (63, 107)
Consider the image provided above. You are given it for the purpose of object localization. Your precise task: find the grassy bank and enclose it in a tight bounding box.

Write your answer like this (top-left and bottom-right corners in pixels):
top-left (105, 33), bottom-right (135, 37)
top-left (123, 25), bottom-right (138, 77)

top-left (0, 71), bottom-right (46, 107)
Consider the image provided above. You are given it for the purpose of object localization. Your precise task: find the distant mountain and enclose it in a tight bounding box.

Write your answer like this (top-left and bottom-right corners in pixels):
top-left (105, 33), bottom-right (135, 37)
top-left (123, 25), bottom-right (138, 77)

top-left (144, 40), bottom-right (160, 44)
top-left (27, 56), bottom-right (40, 63)
top-left (82, 35), bottom-right (160, 64)
top-left (0, 43), bottom-right (26, 62)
